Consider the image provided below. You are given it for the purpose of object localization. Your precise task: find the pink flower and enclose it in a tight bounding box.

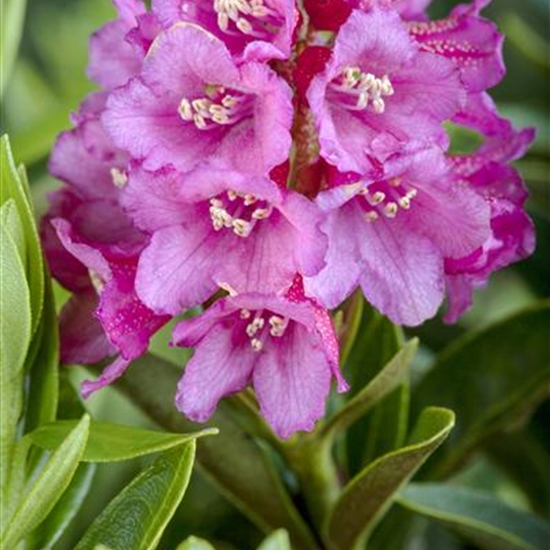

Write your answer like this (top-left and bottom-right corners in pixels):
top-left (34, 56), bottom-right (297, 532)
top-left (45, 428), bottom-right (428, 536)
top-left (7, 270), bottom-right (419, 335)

top-left (103, 23), bottom-right (293, 174)
top-left (407, 1), bottom-right (504, 93)
top-left (305, 146), bottom-right (491, 325)
top-left (443, 94), bottom-right (535, 322)
top-left (152, 0), bottom-right (299, 61)
top-left (44, 100), bottom-right (169, 394)
top-left (121, 166), bottom-right (328, 314)
top-left (307, 9), bottom-right (465, 175)
top-left (173, 277), bottom-right (347, 438)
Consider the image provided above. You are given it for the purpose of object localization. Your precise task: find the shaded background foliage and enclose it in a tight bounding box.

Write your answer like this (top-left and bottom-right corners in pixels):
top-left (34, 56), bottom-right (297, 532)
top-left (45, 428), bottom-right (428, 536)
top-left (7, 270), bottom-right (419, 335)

top-left (1, 0), bottom-right (549, 549)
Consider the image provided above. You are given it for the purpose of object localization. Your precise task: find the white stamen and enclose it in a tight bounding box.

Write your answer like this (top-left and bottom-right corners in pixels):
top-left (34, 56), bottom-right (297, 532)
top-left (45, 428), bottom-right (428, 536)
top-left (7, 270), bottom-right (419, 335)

top-left (110, 167), bottom-right (127, 188)
top-left (251, 206), bottom-right (272, 219)
top-left (246, 317), bottom-right (265, 337)
top-left (251, 338), bottom-right (263, 352)
top-left (227, 190), bottom-right (238, 201)
top-left (365, 211), bottom-right (379, 223)
top-left (232, 218), bottom-right (251, 237)
top-left (178, 98), bottom-right (193, 120)
top-left (269, 315), bottom-right (287, 337)
top-left (240, 309), bottom-right (251, 319)
top-left (384, 202), bottom-right (398, 218)
top-left (337, 67), bottom-right (394, 114)
top-left (398, 196), bottom-right (411, 209)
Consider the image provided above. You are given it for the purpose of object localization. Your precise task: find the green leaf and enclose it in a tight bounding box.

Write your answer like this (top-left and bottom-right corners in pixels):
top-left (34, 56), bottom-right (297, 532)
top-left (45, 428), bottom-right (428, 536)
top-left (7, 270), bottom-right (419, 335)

top-left (0, 135), bottom-right (44, 338)
top-left (257, 530), bottom-right (292, 550)
top-left (397, 483), bottom-right (550, 550)
top-left (27, 420), bottom-right (216, 463)
top-left (0, 0), bottom-right (27, 98)
top-left (26, 463), bottom-right (96, 550)
top-left (321, 339), bottom-right (417, 440)
top-left (24, 273), bottom-right (59, 433)
top-left (115, 354), bottom-right (319, 550)
top-left (74, 442), bottom-right (196, 550)
top-left (0, 214), bottom-right (30, 517)
top-left (1, 414), bottom-right (90, 548)
top-left (412, 301), bottom-right (550, 478)
top-left (345, 306), bottom-right (407, 474)
top-left (325, 407), bottom-right (455, 550)
top-left (176, 536), bottom-right (216, 550)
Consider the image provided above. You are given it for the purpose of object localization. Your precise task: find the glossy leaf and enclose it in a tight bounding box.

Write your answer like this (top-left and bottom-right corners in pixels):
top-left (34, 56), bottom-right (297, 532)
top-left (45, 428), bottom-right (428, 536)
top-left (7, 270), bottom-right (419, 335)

top-left (412, 301), bottom-right (550, 478)
top-left (345, 306), bottom-right (407, 474)
top-left (176, 537), bottom-right (216, 550)
top-left (0, 0), bottom-right (27, 97)
top-left (28, 420), bottom-right (216, 463)
top-left (397, 483), bottom-right (550, 550)
top-left (325, 407), bottom-right (455, 550)
top-left (26, 462), bottom-right (96, 550)
top-left (74, 442), bottom-right (196, 550)
top-left (115, 354), bottom-right (319, 550)
top-left (257, 530), bottom-right (292, 550)
top-left (0, 135), bottom-right (44, 337)
top-left (321, 339), bottom-right (417, 440)
top-left (1, 415), bottom-right (90, 548)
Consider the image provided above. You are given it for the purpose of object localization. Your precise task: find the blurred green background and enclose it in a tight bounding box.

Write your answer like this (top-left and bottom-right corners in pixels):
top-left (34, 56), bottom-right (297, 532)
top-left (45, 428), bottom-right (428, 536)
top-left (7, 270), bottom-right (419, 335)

top-left (0, 0), bottom-right (548, 548)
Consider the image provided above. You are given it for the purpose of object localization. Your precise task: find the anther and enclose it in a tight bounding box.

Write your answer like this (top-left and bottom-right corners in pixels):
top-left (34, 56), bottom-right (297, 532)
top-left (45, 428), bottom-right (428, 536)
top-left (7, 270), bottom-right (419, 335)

top-left (240, 309), bottom-right (251, 319)
top-left (232, 218), bottom-right (251, 237)
top-left (110, 168), bottom-right (127, 188)
top-left (365, 211), bottom-right (379, 223)
top-left (251, 338), bottom-right (263, 352)
top-left (383, 202), bottom-right (398, 218)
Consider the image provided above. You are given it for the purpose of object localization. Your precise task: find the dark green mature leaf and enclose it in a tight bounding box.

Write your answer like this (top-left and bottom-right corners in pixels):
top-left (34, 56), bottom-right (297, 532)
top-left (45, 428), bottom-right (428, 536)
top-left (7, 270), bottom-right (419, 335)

top-left (176, 537), bottom-right (216, 550)
top-left (116, 354), bottom-right (319, 550)
top-left (412, 301), bottom-right (550, 478)
top-left (24, 273), bottom-right (59, 433)
top-left (26, 463), bottom-right (96, 550)
top-left (257, 530), bottom-right (292, 550)
top-left (1, 415), bottom-right (90, 549)
top-left (321, 339), bottom-right (417, 440)
top-left (397, 483), bottom-right (550, 550)
top-left (0, 0), bottom-right (27, 97)
top-left (345, 306), bottom-right (407, 474)
top-left (325, 407), bottom-right (455, 550)
top-left (28, 420), bottom-right (216, 463)
top-left (0, 135), bottom-right (44, 338)
top-left (74, 443), bottom-right (196, 550)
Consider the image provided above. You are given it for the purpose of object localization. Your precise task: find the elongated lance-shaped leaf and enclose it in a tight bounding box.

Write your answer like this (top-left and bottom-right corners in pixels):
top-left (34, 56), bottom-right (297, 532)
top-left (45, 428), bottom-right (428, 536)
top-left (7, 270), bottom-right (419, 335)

top-left (25, 463), bottom-right (96, 550)
top-left (397, 483), bottom-right (550, 550)
top-left (0, 0), bottom-right (27, 98)
top-left (345, 306), bottom-right (407, 474)
top-left (320, 339), bottom-right (417, 440)
top-left (325, 407), bottom-right (455, 550)
top-left (0, 135), bottom-right (44, 339)
top-left (74, 443), bottom-right (196, 550)
top-left (27, 420), bottom-right (217, 463)
top-left (115, 353), bottom-right (320, 550)
top-left (0, 210), bottom-right (31, 528)
top-left (412, 301), bottom-right (550, 478)
top-left (1, 414), bottom-right (90, 548)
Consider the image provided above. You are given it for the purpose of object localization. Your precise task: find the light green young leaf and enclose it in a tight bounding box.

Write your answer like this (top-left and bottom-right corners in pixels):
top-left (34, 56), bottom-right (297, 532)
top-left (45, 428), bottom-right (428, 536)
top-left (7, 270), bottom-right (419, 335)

top-left (0, 135), bottom-right (44, 338)
top-left (397, 483), bottom-right (550, 550)
top-left (116, 354), bottom-right (319, 550)
top-left (176, 536), bottom-right (216, 550)
top-left (74, 442), bottom-right (196, 550)
top-left (0, 217), bottom-right (31, 518)
top-left (325, 407), bottom-right (455, 550)
top-left (26, 463), bottom-right (96, 550)
top-left (321, 339), bottom-right (417, 440)
top-left (413, 301), bottom-right (550, 478)
top-left (1, 414), bottom-right (90, 548)
top-left (345, 306), bottom-right (407, 474)
top-left (1, 199), bottom-right (26, 262)
top-left (0, 0), bottom-right (27, 98)
top-left (257, 530), bottom-right (291, 550)
top-left (27, 420), bottom-right (216, 463)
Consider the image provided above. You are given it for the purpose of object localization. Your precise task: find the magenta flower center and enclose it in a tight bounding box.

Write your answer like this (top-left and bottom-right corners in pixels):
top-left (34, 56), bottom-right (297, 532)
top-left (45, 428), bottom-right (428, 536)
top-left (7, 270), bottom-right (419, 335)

top-left (357, 177), bottom-right (418, 222)
top-left (213, 0), bottom-right (283, 39)
top-left (328, 67), bottom-right (394, 114)
top-left (240, 308), bottom-right (289, 351)
top-left (178, 86), bottom-right (254, 130)
top-left (209, 190), bottom-right (273, 237)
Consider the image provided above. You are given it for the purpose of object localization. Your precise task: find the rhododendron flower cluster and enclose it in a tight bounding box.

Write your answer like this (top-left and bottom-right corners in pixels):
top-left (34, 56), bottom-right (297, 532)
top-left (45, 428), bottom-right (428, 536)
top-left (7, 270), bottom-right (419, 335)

top-left (43, 0), bottom-right (534, 438)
